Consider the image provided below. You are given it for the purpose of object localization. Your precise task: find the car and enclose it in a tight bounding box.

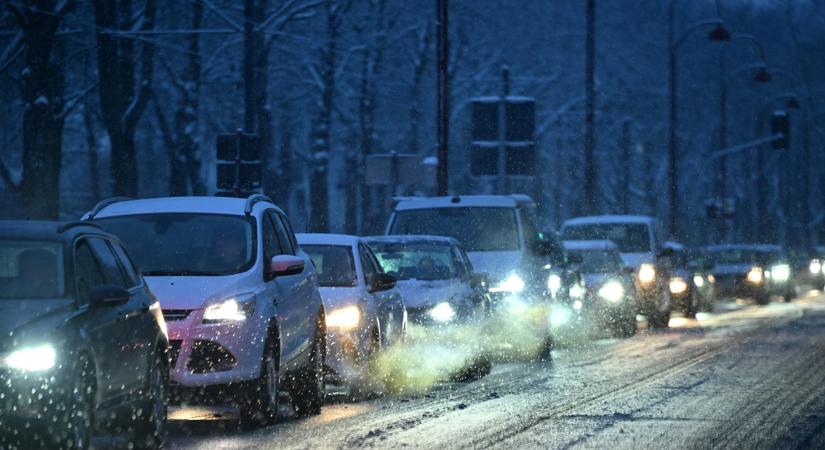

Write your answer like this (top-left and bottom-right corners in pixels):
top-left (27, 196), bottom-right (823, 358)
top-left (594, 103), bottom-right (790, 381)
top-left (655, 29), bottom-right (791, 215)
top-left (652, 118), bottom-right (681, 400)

top-left (560, 215), bottom-right (673, 328)
top-left (385, 194), bottom-right (559, 303)
top-left (364, 235), bottom-right (488, 327)
top-left (789, 247), bottom-right (824, 291)
top-left (85, 195), bottom-right (326, 425)
top-left (561, 240), bottom-right (637, 337)
top-left (706, 244), bottom-right (794, 305)
top-left (296, 233), bottom-right (406, 388)
top-left (0, 221), bottom-right (168, 450)
top-left (666, 241), bottom-right (716, 318)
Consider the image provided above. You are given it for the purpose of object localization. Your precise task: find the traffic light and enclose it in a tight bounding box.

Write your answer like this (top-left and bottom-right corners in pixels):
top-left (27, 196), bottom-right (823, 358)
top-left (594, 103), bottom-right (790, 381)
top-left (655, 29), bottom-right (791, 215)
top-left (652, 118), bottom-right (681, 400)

top-left (772, 111), bottom-right (790, 150)
top-left (216, 132), bottom-right (262, 197)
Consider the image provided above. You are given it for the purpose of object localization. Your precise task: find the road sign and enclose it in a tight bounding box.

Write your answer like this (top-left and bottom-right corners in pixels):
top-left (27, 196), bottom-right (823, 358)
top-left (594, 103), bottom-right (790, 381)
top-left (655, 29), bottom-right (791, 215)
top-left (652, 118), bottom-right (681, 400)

top-left (365, 153), bottom-right (434, 190)
top-left (215, 132), bottom-right (262, 197)
top-left (469, 96), bottom-right (536, 178)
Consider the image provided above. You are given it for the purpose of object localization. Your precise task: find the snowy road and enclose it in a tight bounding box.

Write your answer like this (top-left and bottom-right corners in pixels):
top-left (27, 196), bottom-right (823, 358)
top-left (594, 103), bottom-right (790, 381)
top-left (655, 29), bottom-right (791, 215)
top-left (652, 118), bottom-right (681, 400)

top-left (152, 292), bottom-right (825, 449)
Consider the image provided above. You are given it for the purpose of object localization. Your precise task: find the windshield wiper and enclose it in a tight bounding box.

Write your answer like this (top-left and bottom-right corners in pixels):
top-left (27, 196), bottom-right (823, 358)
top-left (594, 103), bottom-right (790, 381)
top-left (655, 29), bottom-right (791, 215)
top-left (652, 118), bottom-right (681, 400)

top-left (142, 270), bottom-right (222, 276)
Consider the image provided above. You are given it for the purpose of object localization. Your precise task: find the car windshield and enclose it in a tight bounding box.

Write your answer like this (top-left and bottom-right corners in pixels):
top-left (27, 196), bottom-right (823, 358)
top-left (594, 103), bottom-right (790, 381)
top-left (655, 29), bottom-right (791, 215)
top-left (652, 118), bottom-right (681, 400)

top-left (388, 207), bottom-right (519, 252)
top-left (302, 245), bottom-right (357, 288)
top-left (369, 242), bottom-right (460, 281)
top-left (96, 213), bottom-right (256, 276)
top-left (562, 223), bottom-right (650, 253)
top-left (572, 250), bottom-right (622, 274)
top-left (0, 240), bottom-right (64, 299)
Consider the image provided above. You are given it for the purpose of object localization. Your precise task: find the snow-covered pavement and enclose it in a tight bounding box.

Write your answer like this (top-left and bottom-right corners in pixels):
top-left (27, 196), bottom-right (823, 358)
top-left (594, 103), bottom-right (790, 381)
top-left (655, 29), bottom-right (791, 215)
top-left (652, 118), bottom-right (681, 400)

top-left (147, 292), bottom-right (825, 449)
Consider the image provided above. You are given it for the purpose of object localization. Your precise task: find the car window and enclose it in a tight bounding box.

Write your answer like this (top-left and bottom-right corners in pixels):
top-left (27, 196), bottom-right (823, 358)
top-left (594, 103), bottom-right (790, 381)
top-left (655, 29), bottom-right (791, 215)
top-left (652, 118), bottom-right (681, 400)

top-left (74, 240), bottom-right (105, 305)
top-left (0, 240), bottom-right (65, 299)
top-left (276, 213), bottom-right (299, 255)
top-left (262, 212), bottom-right (280, 263)
top-left (359, 243), bottom-right (377, 286)
top-left (562, 223), bottom-right (652, 253)
top-left (302, 244), bottom-right (357, 287)
top-left (269, 211), bottom-right (295, 255)
top-left (88, 238), bottom-right (127, 287)
top-left (370, 241), bottom-right (462, 281)
top-left (389, 207), bottom-right (520, 252)
top-left (110, 242), bottom-right (141, 288)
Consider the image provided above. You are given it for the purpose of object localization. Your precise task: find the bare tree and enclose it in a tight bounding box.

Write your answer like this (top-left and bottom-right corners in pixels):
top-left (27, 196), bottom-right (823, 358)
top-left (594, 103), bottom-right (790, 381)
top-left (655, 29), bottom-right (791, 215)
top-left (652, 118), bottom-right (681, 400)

top-left (4, 0), bottom-right (76, 219)
top-left (93, 0), bottom-right (157, 197)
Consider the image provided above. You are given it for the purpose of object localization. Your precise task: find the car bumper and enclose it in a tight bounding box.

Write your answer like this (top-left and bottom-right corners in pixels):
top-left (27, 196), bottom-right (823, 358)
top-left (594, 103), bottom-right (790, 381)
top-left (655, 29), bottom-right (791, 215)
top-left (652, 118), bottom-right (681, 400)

top-left (165, 309), bottom-right (268, 388)
top-left (0, 369), bottom-right (70, 420)
top-left (324, 328), bottom-right (371, 384)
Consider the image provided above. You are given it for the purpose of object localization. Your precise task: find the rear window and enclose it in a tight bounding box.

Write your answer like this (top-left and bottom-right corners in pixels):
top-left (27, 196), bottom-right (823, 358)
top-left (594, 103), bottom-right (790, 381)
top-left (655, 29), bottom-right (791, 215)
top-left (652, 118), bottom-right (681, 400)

top-left (562, 223), bottom-right (651, 253)
top-left (388, 207), bottom-right (519, 252)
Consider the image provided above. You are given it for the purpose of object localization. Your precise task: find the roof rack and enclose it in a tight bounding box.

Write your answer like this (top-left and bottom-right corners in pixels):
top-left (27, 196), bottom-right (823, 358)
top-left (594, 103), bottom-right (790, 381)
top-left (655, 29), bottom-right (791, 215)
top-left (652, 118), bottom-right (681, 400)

top-left (86, 197), bottom-right (133, 220)
top-left (58, 221), bottom-right (102, 233)
top-left (244, 194), bottom-right (274, 215)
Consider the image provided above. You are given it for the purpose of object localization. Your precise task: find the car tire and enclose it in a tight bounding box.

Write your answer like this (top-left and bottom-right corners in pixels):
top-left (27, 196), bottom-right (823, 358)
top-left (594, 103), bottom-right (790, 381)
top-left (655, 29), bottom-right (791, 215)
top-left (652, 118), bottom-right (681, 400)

top-left (57, 354), bottom-right (94, 450)
top-left (131, 351), bottom-right (168, 449)
top-left (240, 335), bottom-right (280, 427)
top-left (352, 327), bottom-right (382, 399)
top-left (612, 314), bottom-right (637, 338)
top-left (755, 290), bottom-right (770, 305)
top-left (290, 325), bottom-right (324, 416)
top-left (784, 289), bottom-right (794, 303)
top-left (537, 335), bottom-right (554, 361)
top-left (684, 289), bottom-right (698, 319)
top-left (649, 310), bottom-right (670, 329)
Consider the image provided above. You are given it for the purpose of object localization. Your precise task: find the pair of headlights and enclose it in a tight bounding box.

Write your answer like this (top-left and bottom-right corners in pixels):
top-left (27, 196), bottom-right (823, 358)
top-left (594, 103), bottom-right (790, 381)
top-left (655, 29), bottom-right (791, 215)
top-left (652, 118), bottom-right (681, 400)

top-left (747, 264), bottom-right (791, 284)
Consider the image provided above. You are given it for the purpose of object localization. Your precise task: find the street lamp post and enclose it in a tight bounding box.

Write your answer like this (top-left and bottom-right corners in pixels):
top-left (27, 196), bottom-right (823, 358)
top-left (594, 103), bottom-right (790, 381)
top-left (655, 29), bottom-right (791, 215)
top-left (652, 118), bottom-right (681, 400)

top-left (667, 0), bottom-right (729, 238)
top-left (718, 35), bottom-right (771, 243)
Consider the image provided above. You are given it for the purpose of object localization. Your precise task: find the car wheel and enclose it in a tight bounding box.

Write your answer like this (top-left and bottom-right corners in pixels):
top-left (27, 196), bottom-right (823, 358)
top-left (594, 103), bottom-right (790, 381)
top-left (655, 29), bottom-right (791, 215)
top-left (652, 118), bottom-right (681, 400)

top-left (684, 289), bottom-right (698, 319)
top-left (649, 309), bottom-right (670, 329)
top-left (536, 334), bottom-right (553, 361)
top-left (755, 290), bottom-right (770, 305)
top-left (290, 326), bottom-right (324, 416)
top-left (784, 289), bottom-right (794, 302)
top-left (131, 351), bottom-right (168, 449)
top-left (612, 314), bottom-right (637, 338)
top-left (59, 354), bottom-right (94, 450)
top-left (240, 335), bottom-right (279, 427)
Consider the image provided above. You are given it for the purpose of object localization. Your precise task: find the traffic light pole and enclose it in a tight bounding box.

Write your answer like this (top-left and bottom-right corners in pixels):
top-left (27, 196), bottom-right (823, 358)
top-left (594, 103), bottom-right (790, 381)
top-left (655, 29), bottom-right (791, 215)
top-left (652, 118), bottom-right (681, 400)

top-left (498, 66), bottom-right (510, 195)
top-left (435, 0), bottom-right (449, 196)
top-left (584, 0), bottom-right (596, 214)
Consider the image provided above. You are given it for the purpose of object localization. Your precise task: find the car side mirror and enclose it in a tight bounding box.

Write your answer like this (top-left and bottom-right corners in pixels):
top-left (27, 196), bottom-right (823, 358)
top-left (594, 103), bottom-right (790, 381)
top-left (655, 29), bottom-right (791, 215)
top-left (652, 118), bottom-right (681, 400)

top-left (269, 255), bottom-right (305, 279)
top-left (89, 285), bottom-right (129, 308)
top-left (658, 247), bottom-right (675, 259)
top-left (370, 273), bottom-right (396, 292)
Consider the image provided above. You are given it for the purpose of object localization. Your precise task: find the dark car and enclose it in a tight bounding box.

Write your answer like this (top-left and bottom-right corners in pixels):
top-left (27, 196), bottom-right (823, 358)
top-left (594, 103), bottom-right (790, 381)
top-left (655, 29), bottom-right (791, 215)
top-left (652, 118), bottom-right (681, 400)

top-left (706, 244), bottom-right (794, 305)
top-left (0, 221), bottom-right (169, 449)
top-left (666, 242), bottom-right (716, 318)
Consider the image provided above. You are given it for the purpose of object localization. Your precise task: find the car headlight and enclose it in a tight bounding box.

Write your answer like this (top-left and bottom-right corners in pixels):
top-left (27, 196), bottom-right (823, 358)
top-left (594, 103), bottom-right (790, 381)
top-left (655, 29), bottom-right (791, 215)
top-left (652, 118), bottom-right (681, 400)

top-left (4, 344), bottom-right (57, 372)
top-left (598, 280), bottom-right (625, 303)
top-left (569, 282), bottom-right (585, 300)
top-left (428, 302), bottom-right (456, 322)
top-left (693, 275), bottom-right (705, 288)
top-left (809, 260), bottom-right (822, 275)
top-left (747, 267), bottom-right (764, 284)
top-left (669, 277), bottom-right (688, 295)
top-left (203, 294), bottom-right (256, 323)
top-left (490, 273), bottom-right (525, 294)
top-left (770, 264), bottom-right (791, 282)
top-left (547, 273), bottom-right (562, 296)
top-left (707, 274), bottom-right (716, 284)
top-left (550, 305), bottom-right (572, 327)
top-left (326, 305), bottom-right (361, 329)
top-left (638, 264), bottom-right (656, 284)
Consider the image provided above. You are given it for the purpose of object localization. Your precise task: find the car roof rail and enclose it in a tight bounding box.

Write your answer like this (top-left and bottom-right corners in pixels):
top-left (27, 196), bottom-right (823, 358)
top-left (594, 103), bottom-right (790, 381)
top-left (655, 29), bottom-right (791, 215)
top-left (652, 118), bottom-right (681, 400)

top-left (58, 221), bottom-right (102, 233)
top-left (86, 197), bottom-right (133, 219)
top-left (244, 194), bottom-right (274, 215)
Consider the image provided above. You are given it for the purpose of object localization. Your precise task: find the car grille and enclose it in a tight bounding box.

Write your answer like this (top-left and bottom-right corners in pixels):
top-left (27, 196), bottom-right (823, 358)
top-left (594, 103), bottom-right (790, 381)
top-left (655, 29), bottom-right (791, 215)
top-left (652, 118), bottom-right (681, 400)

top-left (187, 340), bottom-right (237, 374)
top-left (163, 309), bottom-right (192, 321)
top-left (168, 340), bottom-right (182, 369)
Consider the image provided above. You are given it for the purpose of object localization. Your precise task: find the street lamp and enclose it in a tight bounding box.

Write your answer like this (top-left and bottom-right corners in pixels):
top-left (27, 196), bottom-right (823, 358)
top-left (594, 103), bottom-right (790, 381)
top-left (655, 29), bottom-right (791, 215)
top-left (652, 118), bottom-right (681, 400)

top-left (667, 0), bottom-right (729, 238)
top-left (717, 34), bottom-right (771, 243)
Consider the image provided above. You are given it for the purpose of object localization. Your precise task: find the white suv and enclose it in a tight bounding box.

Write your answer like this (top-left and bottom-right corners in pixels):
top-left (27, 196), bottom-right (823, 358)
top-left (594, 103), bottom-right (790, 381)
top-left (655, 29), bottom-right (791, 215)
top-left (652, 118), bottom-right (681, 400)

top-left (85, 195), bottom-right (326, 424)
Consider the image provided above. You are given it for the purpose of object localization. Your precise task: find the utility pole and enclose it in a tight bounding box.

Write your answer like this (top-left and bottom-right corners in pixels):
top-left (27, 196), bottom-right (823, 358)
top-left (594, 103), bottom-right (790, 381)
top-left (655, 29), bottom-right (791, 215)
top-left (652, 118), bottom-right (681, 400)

top-left (435, 0), bottom-right (449, 196)
top-left (498, 65), bottom-right (510, 195)
top-left (621, 119), bottom-right (631, 213)
top-left (717, 48), bottom-right (728, 243)
top-left (667, 0), bottom-right (678, 237)
top-left (584, 0), bottom-right (597, 214)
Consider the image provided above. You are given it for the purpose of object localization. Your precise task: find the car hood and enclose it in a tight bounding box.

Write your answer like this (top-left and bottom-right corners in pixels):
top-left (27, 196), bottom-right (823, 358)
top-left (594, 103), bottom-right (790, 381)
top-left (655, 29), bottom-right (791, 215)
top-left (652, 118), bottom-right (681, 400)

top-left (712, 263), bottom-right (753, 276)
top-left (619, 252), bottom-right (654, 269)
top-left (0, 299), bottom-right (74, 347)
top-left (393, 279), bottom-right (467, 309)
top-left (466, 250), bottom-right (522, 281)
top-left (145, 273), bottom-right (257, 310)
top-left (318, 286), bottom-right (365, 310)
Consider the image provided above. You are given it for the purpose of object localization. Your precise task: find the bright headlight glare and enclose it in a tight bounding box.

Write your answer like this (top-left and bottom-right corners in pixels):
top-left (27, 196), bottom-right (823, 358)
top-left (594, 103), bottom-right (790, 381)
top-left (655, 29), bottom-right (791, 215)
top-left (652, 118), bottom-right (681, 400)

top-left (598, 281), bottom-right (625, 303)
top-left (569, 282), bottom-right (586, 300)
top-left (693, 275), bottom-right (705, 288)
top-left (490, 273), bottom-right (525, 294)
top-left (707, 274), bottom-right (716, 284)
top-left (326, 305), bottom-right (361, 329)
top-left (203, 296), bottom-right (255, 323)
top-left (771, 264), bottom-right (791, 282)
top-left (550, 306), bottom-right (572, 327)
top-left (428, 302), bottom-right (456, 322)
top-left (573, 300), bottom-right (583, 311)
top-left (547, 274), bottom-right (562, 295)
top-left (747, 267), bottom-right (764, 284)
top-left (638, 264), bottom-right (656, 284)
top-left (809, 260), bottom-right (822, 275)
top-left (669, 277), bottom-right (688, 295)
top-left (5, 344), bottom-right (57, 372)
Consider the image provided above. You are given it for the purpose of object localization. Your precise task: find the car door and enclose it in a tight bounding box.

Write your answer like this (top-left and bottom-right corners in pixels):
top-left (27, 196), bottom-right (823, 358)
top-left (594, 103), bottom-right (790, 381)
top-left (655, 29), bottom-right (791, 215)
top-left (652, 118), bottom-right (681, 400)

top-left (266, 211), bottom-right (315, 370)
top-left (361, 244), bottom-right (403, 346)
top-left (73, 237), bottom-right (125, 404)
top-left (86, 237), bottom-right (151, 396)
